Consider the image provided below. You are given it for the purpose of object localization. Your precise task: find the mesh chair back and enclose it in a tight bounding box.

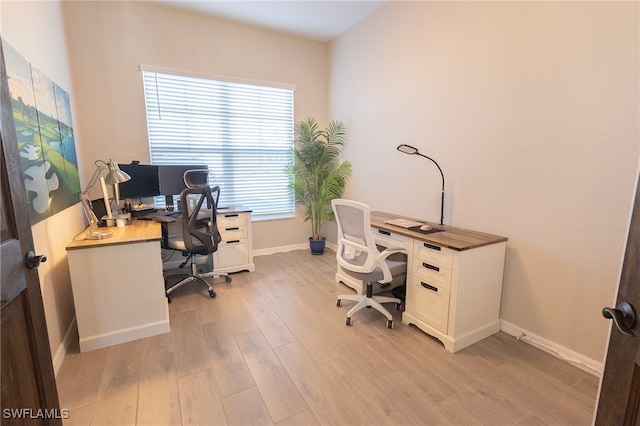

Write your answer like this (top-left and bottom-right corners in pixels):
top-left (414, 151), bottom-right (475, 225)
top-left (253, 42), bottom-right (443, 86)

top-left (183, 169), bottom-right (209, 189)
top-left (332, 199), bottom-right (377, 272)
top-left (333, 199), bottom-right (405, 286)
top-left (179, 185), bottom-right (222, 255)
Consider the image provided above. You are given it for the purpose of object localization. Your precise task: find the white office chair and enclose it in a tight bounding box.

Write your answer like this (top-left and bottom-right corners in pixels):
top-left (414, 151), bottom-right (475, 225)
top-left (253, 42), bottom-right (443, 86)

top-left (332, 199), bottom-right (406, 328)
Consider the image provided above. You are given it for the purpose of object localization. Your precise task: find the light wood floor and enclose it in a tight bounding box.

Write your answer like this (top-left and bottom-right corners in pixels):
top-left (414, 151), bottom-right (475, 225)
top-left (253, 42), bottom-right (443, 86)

top-left (56, 249), bottom-right (599, 425)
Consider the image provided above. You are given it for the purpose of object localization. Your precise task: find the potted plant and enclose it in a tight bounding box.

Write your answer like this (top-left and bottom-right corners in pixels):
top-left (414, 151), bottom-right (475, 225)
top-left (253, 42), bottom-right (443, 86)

top-left (286, 117), bottom-right (352, 255)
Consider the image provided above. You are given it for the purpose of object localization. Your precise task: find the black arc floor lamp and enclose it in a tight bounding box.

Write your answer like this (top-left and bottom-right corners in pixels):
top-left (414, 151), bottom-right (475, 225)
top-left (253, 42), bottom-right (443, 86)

top-left (396, 144), bottom-right (445, 226)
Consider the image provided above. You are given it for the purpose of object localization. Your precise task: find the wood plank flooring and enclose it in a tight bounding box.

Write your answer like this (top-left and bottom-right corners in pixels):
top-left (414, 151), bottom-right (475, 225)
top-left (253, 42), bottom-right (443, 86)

top-left (56, 249), bottom-right (599, 425)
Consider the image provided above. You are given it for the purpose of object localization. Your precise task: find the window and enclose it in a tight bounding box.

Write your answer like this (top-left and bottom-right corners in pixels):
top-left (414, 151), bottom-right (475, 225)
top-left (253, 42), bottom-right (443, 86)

top-left (141, 69), bottom-right (295, 219)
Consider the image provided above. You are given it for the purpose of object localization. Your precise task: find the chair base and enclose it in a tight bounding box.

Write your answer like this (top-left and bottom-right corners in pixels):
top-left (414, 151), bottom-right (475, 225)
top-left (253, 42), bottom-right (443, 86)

top-left (164, 260), bottom-right (232, 303)
top-left (337, 286), bottom-right (401, 329)
top-left (199, 269), bottom-right (232, 283)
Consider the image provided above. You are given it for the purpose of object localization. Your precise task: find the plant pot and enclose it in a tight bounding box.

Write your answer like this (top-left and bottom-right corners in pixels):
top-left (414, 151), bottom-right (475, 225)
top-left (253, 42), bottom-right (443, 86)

top-left (309, 237), bottom-right (326, 255)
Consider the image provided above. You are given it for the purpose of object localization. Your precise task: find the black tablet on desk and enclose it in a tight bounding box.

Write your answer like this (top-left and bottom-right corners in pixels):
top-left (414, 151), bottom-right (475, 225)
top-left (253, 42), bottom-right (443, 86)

top-left (90, 198), bottom-right (107, 226)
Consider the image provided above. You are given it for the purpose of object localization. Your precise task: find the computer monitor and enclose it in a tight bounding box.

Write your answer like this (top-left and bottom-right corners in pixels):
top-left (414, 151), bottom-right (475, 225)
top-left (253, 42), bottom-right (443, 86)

top-left (118, 164), bottom-right (161, 199)
top-left (158, 164), bottom-right (208, 210)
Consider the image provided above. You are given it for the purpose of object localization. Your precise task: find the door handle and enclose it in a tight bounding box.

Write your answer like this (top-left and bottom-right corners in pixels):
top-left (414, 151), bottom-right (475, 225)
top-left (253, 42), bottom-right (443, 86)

top-left (602, 301), bottom-right (636, 336)
top-left (25, 250), bottom-right (47, 269)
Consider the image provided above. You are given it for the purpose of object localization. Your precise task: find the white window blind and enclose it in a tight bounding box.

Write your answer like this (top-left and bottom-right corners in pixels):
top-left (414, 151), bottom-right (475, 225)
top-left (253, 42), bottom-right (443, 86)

top-left (141, 69), bottom-right (295, 219)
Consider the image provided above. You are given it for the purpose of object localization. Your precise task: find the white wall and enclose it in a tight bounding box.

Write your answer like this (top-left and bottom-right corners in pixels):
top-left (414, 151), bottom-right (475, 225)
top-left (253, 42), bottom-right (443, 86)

top-left (330, 2), bottom-right (639, 363)
top-left (5, 0), bottom-right (637, 372)
top-left (60, 1), bottom-right (329, 251)
top-left (2, 0), bottom-right (85, 370)
top-left (1, 0), bottom-right (330, 373)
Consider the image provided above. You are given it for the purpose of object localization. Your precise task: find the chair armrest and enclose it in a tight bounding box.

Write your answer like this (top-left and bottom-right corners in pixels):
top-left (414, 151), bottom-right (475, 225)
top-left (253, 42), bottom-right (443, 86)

top-left (375, 247), bottom-right (406, 283)
top-left (375, 246), bottom-right (405, 261)
top-left (379, 246), bottom-right (405, 255)
top-left (151, 215), bottom-right (176, 248)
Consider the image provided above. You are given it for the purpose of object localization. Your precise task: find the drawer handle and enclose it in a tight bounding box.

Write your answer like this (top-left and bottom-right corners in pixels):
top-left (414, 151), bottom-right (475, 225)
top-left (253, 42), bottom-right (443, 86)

top-left (378, 229), bottom-right (391, 236)
top-left (421, 282), bottom-right (438, 292)
top-left (226, 240), bottom-right (241, 244)
top-left (225, 227), bottom-right (240, 231)
top-left (423, 242), bottom-right (441, 251)
top-left (422, 262), bottom-right (440, 272)
top-left (224, 214), bottom-right (239, 218)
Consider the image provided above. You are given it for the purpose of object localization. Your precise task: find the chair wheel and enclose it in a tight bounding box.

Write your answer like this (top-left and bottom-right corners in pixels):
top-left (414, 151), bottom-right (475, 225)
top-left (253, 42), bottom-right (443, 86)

top-left (209, 290), bottom-right (216, 298)
top-left (386, 320), bottom-right (394, 329)
top-left (396, 303), bottom-right (402, 311)
top-left (337, 299), bottom-right (342, 307)
top-left (225, 276), bottom-right (232, 283)
top-left (167, 294), bottom-right (172, 303)
top-left (346, 317), bottom-right (352, 326)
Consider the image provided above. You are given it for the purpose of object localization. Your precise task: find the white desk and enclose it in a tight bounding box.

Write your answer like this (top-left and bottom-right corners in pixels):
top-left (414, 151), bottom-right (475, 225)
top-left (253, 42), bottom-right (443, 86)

top-left (161, 206), bottom-right (255, 273)
top-left (213, 206), bottom-right (255, 273)
top-left (336, 211), bottom-right (507, 353)
top-left (66, 220), bottom-right (170, 352)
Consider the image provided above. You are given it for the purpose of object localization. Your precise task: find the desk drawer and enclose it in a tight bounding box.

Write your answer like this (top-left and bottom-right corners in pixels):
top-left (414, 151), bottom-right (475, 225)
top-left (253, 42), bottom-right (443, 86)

top-left (372, 227), bottom-right (410, 250)
top-left (216, 240), bottom-right (249, 267)
top-left (219, 225), bottom-right (247, 241)
top-left (413, 240), bottom-right (453, 269)
top-left (218, 212), bottom-right (247, 227)
top-left (411, 276), bottom-right (450, 334)
top-left (412, 260), bottom-right (452, 291)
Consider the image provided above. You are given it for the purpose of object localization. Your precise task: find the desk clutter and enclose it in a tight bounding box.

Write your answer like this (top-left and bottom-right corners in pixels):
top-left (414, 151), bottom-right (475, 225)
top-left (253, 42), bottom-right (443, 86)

top-left (126, 201), bottom-right (154, 214)
top-left (407, 225), bottom-right (443, 234)
top-left (102, 213), bottom-right (131, 227)
top-left (383, 217), bottom-right (443, 234)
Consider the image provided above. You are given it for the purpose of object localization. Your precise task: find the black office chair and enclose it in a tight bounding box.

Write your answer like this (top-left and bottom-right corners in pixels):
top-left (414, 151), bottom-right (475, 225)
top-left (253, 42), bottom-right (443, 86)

top-left (154, 171), bottom-right (231, 302)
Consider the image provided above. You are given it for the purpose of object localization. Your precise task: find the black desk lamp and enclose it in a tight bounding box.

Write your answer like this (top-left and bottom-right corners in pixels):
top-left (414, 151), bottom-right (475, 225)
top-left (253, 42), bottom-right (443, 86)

top-left (396, 144), bottom-right (445, 226)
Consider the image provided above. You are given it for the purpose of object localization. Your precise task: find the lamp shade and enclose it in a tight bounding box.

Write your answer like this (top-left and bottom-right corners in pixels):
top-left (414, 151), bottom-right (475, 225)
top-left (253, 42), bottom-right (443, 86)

top-left (105, 160), bottom-right (131, 185)
top-left (396, 144), bottom-right (419, 155)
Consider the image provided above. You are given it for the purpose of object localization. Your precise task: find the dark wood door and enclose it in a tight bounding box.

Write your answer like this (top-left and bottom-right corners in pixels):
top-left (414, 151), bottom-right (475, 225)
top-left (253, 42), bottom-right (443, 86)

top-left (0, 41), bottom-right (61, 424)
top-left (596, 172), bottom-right (640, 424)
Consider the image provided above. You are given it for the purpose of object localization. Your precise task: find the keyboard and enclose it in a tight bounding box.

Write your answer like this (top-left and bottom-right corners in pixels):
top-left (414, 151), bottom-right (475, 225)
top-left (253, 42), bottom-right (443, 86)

top-left (134, 210), bottom-right (159, 220)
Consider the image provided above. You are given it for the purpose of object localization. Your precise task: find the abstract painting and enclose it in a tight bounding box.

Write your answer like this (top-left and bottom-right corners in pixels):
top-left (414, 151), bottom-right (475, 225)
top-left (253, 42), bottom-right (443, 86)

top-left (2, 39), bottom-right (80, 224)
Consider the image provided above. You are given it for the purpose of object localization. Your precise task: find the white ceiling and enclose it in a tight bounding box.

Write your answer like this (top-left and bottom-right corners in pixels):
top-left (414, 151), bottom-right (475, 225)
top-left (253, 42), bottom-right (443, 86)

top-left (147, 0), bottom-right (388, 42)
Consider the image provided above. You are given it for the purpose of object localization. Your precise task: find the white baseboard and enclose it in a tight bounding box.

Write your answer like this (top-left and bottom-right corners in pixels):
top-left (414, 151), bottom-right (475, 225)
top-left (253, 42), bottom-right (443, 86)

top-left (254, 242), bottom-right (337, 257)
top-left (254, 243), bottom-right (309, 256)
top-left (500, 319), bottom-right (602, 376)
top-left (79, 320), bottom-right (170, 353)
top-left (53, 318), bottom-right (77, 377)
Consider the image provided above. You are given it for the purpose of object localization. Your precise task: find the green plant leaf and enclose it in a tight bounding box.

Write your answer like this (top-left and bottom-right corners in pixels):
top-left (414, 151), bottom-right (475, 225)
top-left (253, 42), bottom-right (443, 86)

top-left (285, 117), bottom-right (352, 240)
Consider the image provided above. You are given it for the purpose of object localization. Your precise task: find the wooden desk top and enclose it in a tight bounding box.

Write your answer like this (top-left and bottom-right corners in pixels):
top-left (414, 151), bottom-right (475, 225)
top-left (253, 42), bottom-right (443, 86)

top-left (371, 211), bottom-right (507, 251)
top-left (218, 205), bottom-right (252, 214)
top-left (66, 219), bottom-right (162, 250)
